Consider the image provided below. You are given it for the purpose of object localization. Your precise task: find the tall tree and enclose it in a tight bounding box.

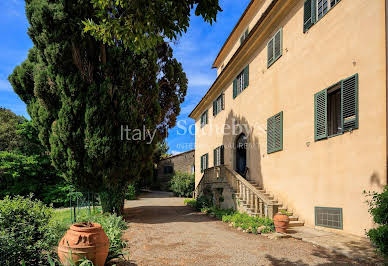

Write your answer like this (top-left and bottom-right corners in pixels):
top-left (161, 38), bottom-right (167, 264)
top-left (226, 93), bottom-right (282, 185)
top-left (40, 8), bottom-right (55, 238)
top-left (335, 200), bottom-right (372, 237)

top-left (84, 0), bottom-right (222, 52)
top-left (0, 107), bottom-right (25, 151)
top-left (9, 0), bottom-right (220, 214)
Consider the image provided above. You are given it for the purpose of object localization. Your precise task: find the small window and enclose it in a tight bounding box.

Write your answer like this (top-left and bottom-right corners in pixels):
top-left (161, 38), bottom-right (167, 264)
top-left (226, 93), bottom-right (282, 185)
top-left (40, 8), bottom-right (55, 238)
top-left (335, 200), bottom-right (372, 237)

top-left (200, 153), bottom-right (209, 173)
top-left (267, 28), bottom-right (283, 68)
top-left (304, 0), bottom-right (341, 32)
top-left (164, 165), bottom-right (173, 174)
top-left (267, 111), bottom-right (283, 154)
top-left (233, 65), bottom-right (249, 99)
top-left (317, 0), bottom-right (340, 20)
top-left (213, 145), bottom-right (224, 166)
top-left (327, 84), bottom-right (342, 136)
top-left (200, 110), bottom-right (208, 128)
top-left (315, 207), bottom-right (343, 229)
top-left (240, 28), bottom-right (249, 45)
top-left (314, 74), bottom-right (359, 141)
top-left (213, 93), bottom-right (224, 116)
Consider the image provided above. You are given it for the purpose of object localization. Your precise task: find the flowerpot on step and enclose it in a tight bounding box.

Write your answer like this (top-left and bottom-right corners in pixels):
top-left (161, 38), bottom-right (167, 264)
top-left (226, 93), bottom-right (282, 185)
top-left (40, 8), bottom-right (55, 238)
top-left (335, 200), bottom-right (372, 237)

top-left (58, 222), bottom-right (109, 266)
top-left (273, 212), bottom-right (290, 233)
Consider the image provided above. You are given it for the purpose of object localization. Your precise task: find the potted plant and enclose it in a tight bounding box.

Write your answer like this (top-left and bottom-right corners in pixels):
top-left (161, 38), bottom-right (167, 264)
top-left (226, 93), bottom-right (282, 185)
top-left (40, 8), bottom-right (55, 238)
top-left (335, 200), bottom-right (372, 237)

top-left (58, 222), bottom-right (109, 266)
top-left (273, 211), bottom-right (290, 233)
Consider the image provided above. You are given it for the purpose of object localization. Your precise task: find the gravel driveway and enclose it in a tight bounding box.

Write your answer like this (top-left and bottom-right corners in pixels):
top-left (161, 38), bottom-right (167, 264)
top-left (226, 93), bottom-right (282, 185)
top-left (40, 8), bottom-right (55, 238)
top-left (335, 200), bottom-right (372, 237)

top-left (119, 191), bottom-right (369, 265)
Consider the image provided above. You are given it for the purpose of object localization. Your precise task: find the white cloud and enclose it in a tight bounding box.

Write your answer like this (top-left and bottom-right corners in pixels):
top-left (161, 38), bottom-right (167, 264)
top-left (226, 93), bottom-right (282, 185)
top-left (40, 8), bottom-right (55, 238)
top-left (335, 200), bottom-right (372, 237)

top-left (0, 79), bottom-right (12, 91)
top-left (188, 73), bottom-right (214, 87)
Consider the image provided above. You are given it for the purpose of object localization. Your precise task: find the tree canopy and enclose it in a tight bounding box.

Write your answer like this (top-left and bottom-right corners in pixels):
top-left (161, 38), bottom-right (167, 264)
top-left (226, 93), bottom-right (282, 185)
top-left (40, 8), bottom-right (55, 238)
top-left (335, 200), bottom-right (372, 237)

top-left (9, 0), bottom-right (221, 213)
top-left (83, 0), bottom-right (222, 51)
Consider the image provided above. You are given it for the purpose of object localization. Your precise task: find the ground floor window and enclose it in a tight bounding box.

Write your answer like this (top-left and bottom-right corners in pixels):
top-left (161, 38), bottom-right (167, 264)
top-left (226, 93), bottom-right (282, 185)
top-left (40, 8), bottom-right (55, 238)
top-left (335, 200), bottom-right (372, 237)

top-left (200, 153), bottom-right (208, 173)
top-left (315, 207), bottom-right (343, 229)
top-left (213, 145), bottom-right (224, 166)
top-left (164, 165), bottom-right (173, 174)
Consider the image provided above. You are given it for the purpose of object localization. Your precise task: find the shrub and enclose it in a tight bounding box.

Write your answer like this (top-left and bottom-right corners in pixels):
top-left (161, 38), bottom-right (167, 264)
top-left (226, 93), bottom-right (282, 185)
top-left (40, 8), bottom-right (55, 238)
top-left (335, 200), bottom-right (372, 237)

top-left (184, 196), bottom-right (212, 211)
top-left (169, 172), bottom-right (195, 197)
top-left (125, 184), bottom-right (137, 200)
top-left (365, 186), bottom-right (388, 257)
top-left (222, 212), bottom-right (274, 233)
top-left (0, 195), bottom-right (58, 265)
top-left (70, 212), bottom-right (128, 261)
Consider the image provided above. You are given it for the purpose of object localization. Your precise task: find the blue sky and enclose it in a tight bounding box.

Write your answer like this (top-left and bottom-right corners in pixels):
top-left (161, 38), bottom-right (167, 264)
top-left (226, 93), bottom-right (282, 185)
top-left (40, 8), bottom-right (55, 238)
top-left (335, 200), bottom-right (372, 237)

top-left (0, 0), bottom-right (250, 154)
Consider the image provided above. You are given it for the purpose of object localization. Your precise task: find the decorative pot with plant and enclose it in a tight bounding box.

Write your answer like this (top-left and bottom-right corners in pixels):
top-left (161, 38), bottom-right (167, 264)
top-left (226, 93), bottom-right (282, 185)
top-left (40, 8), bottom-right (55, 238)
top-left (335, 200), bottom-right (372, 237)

top-left (58, 222), bottom-right (109, 266)
top-left (273, 212), bottom-right (290, 233)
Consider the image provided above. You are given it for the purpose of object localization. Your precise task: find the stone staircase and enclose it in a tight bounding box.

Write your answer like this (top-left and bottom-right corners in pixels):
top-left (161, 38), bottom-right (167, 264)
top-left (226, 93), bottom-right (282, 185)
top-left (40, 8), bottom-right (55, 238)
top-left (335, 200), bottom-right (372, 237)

top-left (237, 179), bottom-right (304, 227)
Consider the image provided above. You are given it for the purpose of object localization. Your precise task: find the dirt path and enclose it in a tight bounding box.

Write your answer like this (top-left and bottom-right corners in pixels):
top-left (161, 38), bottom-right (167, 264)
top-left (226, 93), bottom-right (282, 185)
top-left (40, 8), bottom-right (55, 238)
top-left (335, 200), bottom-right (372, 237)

top-left (120, 191), bottom-right (368, 265)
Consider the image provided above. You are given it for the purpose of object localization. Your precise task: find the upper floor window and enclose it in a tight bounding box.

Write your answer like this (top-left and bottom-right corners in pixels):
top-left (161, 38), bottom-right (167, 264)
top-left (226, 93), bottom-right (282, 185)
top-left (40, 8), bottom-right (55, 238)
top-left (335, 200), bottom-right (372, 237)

top-left (200, 110), bottom-right (208, 128)
top-left (200, 153), bottom-right (209, 173)
top-left (314, 74), bottom-right (358, 141)
top-left (304, 0), bottom-right (341, 32)
top-left (213, 145), bottom-right (224, 166)
top-left (240, 28), bottom-right (249, 45)
top-left (267, 28), bottom-right (283, 68)
top-left (213, 93), bottom-right (224, 116)
top-left (267, 111), bottom-right (283, 154)
top-left (233, 65), bottom-right (249, 99)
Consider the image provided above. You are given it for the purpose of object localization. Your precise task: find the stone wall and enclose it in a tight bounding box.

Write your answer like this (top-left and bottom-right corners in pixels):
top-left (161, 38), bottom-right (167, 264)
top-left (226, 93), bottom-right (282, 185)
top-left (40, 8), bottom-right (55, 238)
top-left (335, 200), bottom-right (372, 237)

top-left (157, 150), bottom-right (195, 190)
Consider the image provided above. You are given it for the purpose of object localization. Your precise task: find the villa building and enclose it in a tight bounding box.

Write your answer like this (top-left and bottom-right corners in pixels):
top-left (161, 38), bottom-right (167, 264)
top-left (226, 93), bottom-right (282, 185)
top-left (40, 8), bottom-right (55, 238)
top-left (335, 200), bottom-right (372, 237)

top-left (189, 0), bottom-right (388, 237)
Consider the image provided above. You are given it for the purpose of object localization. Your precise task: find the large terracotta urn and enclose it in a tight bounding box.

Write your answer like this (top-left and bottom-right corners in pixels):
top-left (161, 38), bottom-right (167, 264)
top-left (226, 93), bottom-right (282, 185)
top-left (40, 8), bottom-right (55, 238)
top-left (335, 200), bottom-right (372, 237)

top-left (58, 223), bottom-right (109, 266)
top-left (273, 212), bottom-right (290, 233)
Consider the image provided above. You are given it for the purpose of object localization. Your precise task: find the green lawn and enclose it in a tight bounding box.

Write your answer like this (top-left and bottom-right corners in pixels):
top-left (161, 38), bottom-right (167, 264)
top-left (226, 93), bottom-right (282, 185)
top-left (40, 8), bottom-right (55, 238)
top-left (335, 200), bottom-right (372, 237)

top-left (52, 207), bottom-right (102, 226)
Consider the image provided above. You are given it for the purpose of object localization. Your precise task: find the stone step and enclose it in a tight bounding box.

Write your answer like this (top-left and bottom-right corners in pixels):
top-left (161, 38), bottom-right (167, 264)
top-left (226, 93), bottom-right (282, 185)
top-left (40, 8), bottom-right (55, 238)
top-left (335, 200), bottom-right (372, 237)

top-left (288, 220), bottom-right (304, 227)
top-left (289, 216), bottom-right (298, 221)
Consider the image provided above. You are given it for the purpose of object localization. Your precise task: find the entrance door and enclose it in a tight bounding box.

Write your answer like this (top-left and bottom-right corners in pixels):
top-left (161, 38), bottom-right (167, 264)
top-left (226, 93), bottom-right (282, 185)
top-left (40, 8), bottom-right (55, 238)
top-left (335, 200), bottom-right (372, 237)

top-left (235, 133), bottom-right (247, 178)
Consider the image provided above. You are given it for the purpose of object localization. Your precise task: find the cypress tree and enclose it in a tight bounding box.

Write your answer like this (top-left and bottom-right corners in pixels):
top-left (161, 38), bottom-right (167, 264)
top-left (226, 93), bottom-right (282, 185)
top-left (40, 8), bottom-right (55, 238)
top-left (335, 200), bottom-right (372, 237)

top-left (8, 0), bottom-right (199, 214)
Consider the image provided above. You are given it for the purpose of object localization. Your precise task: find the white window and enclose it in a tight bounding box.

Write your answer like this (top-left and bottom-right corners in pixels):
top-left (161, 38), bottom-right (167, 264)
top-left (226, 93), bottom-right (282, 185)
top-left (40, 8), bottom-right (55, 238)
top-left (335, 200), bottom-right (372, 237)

top-left (200, 110), bottom-right (208, 128)
top-left (317, 0), bottom-right (340, 20)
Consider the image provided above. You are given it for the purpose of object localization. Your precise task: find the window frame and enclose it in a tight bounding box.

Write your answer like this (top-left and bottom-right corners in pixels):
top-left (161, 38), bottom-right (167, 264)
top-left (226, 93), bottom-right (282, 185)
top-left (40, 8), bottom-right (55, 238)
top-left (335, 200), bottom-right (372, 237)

top-left (213, 145), bottom-right (224, 167)
top-left (240, 27), bottom-right (249, 45)
top-left (315, 206), bottom-right (343, 229)
top-left (213, 93), bottom-right (224, 117)
top-left (316, 0), bottom-right (341, 21)
top-left (326, 82), bottom-right (342, 137)
top-left (200, 153), bottom-right (209, 173)
top-left (200, 110), bottom-right (208, 128)
top-left (314, 74), bottom-right (358, 142)
top-left (267, 28), bottom-right (283, 68)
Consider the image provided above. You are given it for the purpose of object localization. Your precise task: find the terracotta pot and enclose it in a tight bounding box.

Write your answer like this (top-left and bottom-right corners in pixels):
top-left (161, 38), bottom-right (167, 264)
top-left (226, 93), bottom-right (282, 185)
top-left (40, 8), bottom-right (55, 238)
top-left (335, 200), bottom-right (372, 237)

top-left (273, 212), bottom-right (290, 233)
top-left (58, 222), bottom-right (109, 266)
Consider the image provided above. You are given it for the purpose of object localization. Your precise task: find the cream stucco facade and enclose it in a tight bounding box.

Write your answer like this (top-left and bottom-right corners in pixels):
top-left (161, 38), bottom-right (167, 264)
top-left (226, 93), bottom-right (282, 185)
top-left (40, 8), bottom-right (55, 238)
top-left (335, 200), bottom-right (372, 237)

top-left (189, 0), bottom-right (388, 236)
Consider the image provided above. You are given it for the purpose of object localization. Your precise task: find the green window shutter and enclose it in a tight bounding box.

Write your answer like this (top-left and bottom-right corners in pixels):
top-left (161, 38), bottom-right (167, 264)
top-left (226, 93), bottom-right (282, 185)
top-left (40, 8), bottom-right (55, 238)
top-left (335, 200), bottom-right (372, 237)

top-left (267, 116), bottom-right (275, 154)
top-left (205, 111), bottom-right (208, 124)
top-left (233, 79), bottom-right (237, 99)
top-left (214, 148), bottom-right (217, 166)
top-left (213, 100), bottom-right (217, 116)
top-left (200, 115), bottom-right (203, 126)
top-left (267, 39), bottom-right (274, 67)
top-left (341, 74), bottom-right (359, 131)
top-left (240, 35), bottom-right (244, 45)
top-left (314, 89), bottom-right (328, 141)
top-left (274, 29), bottom-right (282, 60)
top-left (200, 155), bottom-right (204, 173)
top-left (220, 145), bottom-right (224, 165)
top-left (244, 65), bottom-right (249, 89)
top-left (304, 0), bottom-right (316, 32)
top-left (206, 154), bottom-right (208, 170)
top-left (222, 93), bottom-right (225, 110)
top-left (267, 112), bottom-right (283, 154)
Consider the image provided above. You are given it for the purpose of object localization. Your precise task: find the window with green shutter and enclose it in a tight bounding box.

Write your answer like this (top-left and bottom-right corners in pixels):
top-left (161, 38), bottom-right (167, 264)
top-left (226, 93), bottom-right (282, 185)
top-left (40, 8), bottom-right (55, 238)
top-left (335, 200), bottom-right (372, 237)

top-left (314, 74), bottom-right (359, 141)
top-left (267, 28), bottom-right (282, 68)
top-left (213, 145), bottom-right (224, 166)
top-left (267, 111), bottom-right (283, 154)
top-left (303, 0), bottom-right (341, 33)
top-left (233, 65), bottom-right (249, 99)
top-left (200, 110), bottom-right (208, 128)
top-left (200, 153), bottom-right (209, 173)
top-left (213, 93), bottom-right (224, 117)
